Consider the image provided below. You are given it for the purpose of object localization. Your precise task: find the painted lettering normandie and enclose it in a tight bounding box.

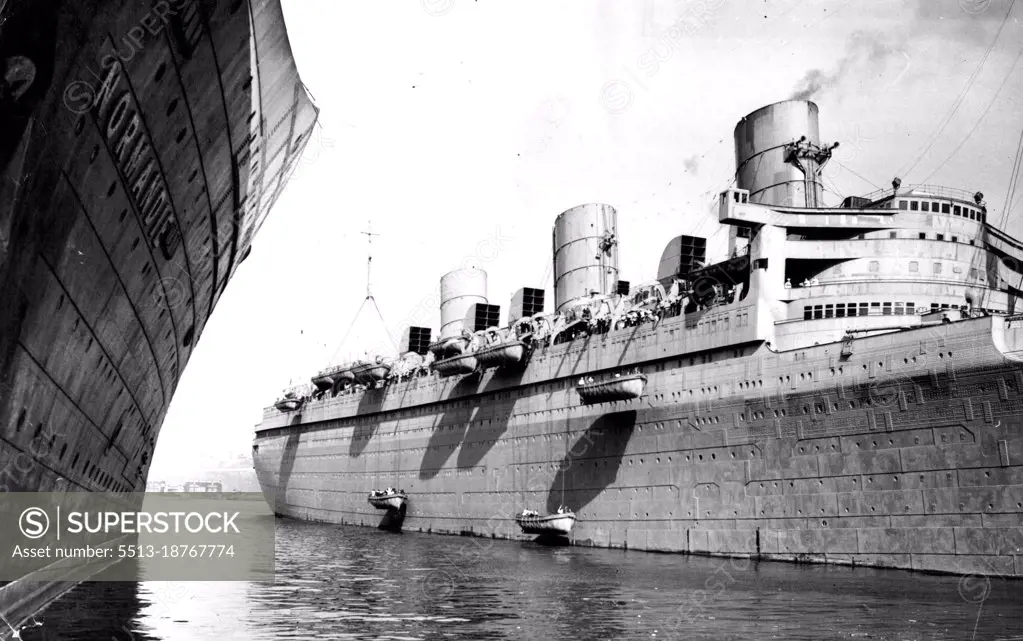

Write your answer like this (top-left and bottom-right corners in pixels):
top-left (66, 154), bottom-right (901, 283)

top-left (92, 60), bottom-right (182, 259)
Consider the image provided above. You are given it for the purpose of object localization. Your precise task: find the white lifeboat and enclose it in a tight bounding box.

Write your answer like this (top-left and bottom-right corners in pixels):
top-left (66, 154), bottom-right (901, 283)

top-left (576, 372), bottom-right (647, 404)
top-left (515, 507), bottom-right (576, 536)
top-left (310, 370), bottom-right (335, 391)
top-left (352, 358), bottom-right (393, 384)
top-left (433, 352), bottom-right (478, 376)
top-left (368, 488), bottom-right (407, 510)
top-left (274, 393), bottom-right (304, 412)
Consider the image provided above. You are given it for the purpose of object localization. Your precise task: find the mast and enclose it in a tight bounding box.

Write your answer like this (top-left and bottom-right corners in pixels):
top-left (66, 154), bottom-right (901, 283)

top-left (361, 220), bottom-right (380, 299)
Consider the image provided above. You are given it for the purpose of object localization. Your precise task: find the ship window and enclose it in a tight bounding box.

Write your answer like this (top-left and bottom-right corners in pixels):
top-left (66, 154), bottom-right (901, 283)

top-left (942, 203), bottom-right (950, 214)
top-left (911, 201), bottom-right (919, 211)
top-left (804, 306), bottom-right (812, 320)
top-left (970, 267), bottom-right (978, 279)
top-left (870, 302), bottom-right (881, 314)
top-left (813, 305), bottom-right (823, 320)
top-left (883, 302), bottom-right (892, 315)
top-left (922, 202), bottom-right (930, 212)
top-left (936, 234), bottom-right (944, 241)
top-left (836, 303), bottom-right (846, 318)
top-left (941, 303), bottom-right (950, 310)
top-left (968, 210), bottom-right (976, 220)
top-left (969, 239), bottom-right (975, 245)
top-left (859, 303), bottom-right (868, 316)
top-left (895, 302), bottom-right (904, 315)
top-left (919, 233), bottom-right (926, 239)
top-left (825, 304), bottom-right (834, 318)
top-left (933, 262), bottom-right (942, 274)
top-left (889, 232), bottom-right (897, 239)
top-left (899, 200), bottom-right (908, 210)
top-left (954, 205), bottom-right (961, 215)
top-left (953, 265), bottom-right (962, 273)
top-left (909, 261), bottom-right (918, 272)
top-left (952, 236), bottom-right (958, 243)
top-left (931, 303), bottom-right (940, 312)
top-left (847, 304), bottom-right (857, 317)
top-left (869, 261), bottom-right (879, 272)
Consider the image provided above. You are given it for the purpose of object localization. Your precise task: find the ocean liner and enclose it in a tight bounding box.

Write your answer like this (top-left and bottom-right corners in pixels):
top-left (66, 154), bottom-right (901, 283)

top-left (0, 0), bottom-right (317, 631)
top-left (254, 100), bottom-right (1023, 579)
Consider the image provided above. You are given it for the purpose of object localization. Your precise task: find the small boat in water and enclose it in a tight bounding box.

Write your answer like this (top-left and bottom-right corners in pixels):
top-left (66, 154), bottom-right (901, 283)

top-left (576, 372), bottom-right (647, 404)
top-left (515, 507), bottom-right (576, 536)
top-left (368, 488), bottom-right (407, 510)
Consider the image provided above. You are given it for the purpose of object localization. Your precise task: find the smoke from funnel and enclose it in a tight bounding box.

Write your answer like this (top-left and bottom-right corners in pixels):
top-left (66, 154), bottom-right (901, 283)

top-left (788, 31), bottom-right (896, 101)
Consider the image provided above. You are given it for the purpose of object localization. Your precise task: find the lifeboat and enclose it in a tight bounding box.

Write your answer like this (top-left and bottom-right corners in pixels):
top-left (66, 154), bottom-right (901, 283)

top-left (576, 372), bottom-right (647, 404)
top-left (335, 366), bottom-right (356, 385)
top-left (515, 508), bottom-right (576, 536)
top-left (352, 359), bottom-right (392, 384)
top-left (475, 340), bottom-right (527, 369)
top-left (368, 489), bottom-right (407, 510)
top-left (432, 352), bottom-right (478, 376)
top-left (428, 336), bottom-right (469, 359)
top-left (310, 370), bottom-right (335, 392)
top-left (274, 394), bottom-right (304, 412)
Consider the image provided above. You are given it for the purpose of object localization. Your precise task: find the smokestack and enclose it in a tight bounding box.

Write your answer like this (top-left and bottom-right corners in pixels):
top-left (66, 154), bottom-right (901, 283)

top-left (733, 100), bottom-right (826, 208)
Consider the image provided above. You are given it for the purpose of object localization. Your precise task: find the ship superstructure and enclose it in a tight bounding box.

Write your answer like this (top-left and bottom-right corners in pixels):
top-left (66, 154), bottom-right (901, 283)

top-left (254, 100), bottom-right (1023, 578)
top-left (0, 0), bottom-right (316, 629)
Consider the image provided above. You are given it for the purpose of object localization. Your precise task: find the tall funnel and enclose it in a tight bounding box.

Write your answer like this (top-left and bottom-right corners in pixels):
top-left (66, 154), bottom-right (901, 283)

top-left (553, 203), bottom-right (619, 312)
top-left (439, 267), bottom-right (487, 340)
top-left (734, 100), bottom-right (826, 208)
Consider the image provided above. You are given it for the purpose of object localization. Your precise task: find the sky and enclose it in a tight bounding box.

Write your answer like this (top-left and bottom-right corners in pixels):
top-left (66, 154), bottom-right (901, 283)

top-left (149, 0), bottom-right (1023, 479)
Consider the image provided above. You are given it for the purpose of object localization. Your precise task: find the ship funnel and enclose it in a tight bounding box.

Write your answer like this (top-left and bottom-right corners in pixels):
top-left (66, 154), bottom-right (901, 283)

top-left (553, 203), bottom-right (619, 313)
top-left (733, 100), bottom-right (827, 208)
top-left (439, 267), bottom-right (488, 340)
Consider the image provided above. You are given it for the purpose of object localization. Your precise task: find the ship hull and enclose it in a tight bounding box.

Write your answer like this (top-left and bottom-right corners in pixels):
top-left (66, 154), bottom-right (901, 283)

top-left (0, 0), bottom-right (315, 631)
top-left (255, 315), bottom-right (1023, 578)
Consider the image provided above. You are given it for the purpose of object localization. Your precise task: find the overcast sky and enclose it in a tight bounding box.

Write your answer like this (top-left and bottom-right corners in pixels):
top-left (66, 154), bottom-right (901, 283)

top-left (150, 0), bottom-right (1023, 479)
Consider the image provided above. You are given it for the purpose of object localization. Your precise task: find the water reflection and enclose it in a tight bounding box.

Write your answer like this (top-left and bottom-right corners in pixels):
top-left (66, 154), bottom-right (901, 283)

top-left (19, 520), bottom-right (1023, 640)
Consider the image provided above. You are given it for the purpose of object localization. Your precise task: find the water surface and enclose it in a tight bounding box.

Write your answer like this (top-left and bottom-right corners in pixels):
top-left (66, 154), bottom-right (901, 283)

top-left (18, 519), bottom-right (1023, 640)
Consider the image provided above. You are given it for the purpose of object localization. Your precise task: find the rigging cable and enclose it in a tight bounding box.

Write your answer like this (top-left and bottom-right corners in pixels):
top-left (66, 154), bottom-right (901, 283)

top-left (1000, 121), bottom-right (1023, 229)
top-left (899, 0), bottom-right (1017, 180)
top-left (832, 159), bottom-right (881, 190)
top-left (922, 39), bottom-right (1023, 184)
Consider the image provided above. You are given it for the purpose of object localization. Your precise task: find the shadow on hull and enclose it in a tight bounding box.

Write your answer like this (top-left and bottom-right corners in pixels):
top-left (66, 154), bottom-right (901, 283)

top-left (377, 503), bottom-right (406, 532)
top-left (546, 410), bottom-right (637, 514)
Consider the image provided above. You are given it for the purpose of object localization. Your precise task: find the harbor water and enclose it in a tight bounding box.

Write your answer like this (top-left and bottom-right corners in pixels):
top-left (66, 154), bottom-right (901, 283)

top-left (19, 519), bottom-right (1023, 640)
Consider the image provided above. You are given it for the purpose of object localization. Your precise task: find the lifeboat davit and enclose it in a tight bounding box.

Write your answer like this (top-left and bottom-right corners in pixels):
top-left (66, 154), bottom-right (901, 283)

top-left (368, 489), bottom-right (407, 510)
top-left (274, 394), bottom-right (304, 412)
top-left (576, 373), bottom-right (647, 404)
top-left (474, 340), bottom-right (526, 369)
top-left (433, 352), bottom-right (478, 376)
top-left (352, 359), bottom-right (392, 384)
top-left (515, 508), bottom-right (576, 536)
